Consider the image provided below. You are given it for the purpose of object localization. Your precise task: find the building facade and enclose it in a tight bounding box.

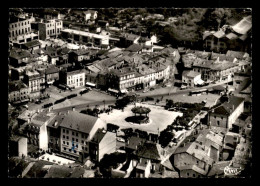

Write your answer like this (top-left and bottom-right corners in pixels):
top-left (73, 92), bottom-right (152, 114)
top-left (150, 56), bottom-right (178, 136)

top-left (8, 80), bottom-right (30, 104)
top-left (59, 69), bottom-right (86, 89)
top-left (38, 19), bottom-right (63, 40)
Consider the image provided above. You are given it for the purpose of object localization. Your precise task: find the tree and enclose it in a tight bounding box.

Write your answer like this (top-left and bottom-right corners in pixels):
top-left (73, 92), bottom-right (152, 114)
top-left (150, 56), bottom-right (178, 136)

top-left (159, 130), bottom-right (174, 147)
top-left (211, 8), bottom-right (232, 30)
top-left (166, 99), bottom-right (174, 109)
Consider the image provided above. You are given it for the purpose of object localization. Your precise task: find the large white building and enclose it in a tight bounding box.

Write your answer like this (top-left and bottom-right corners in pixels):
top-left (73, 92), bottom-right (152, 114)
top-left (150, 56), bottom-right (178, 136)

top-left (60, 69), bottom-right (86, 89)
top-left (38, 19), bottom-right (63, 40)
top-left (61, 28), bottom-right (109, 47)
top-left (59, 111), bottom-right (106, 158)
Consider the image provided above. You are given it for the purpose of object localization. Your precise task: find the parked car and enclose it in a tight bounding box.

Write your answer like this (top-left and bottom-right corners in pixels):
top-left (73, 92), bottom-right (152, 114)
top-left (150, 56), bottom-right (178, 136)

top-left (35, 100), bottom-right (42, 104)
top-left (116, 137), bottom-right (125, 143)
top-left (180, 85), bottom-right (188, 90)
top-left (150, 87), bottom-right (155, 91)
top-left (142, 89), bottom-right (148, 93)
top-left (23, 105), bottom-right (28, 109)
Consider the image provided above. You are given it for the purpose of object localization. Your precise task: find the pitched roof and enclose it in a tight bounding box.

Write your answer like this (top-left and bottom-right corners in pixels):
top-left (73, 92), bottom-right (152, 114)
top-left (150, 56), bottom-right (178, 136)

top-left (8, 80), bottom-right (27, 92)
top-left (9, 49), bottom-right (32, 60)
top-left (45, 65), bottom-right (59, 74)
top-left (225, 33), bottom-right (238, 40)
top-left (212, 96), bottom-right (244, 115)
top-left (23, 40), bottom-right (41, 48)
top-left (182, 70), bottom-right (201, 78)
top-left (125, 136), bottom-right (146, 150)
top-left (135, 142), bottom-right (163, 161)
top-left (174, 141), bottom-right (214, 165)
top-left (59, 111), bottom-right (99, 134)
top-left (232, 15), bottom-right (252, 35)
top-left (125, 44), bottom-right (143, 52)
top-left (213, 30), bottom-right (225, 39)
top-left (121, 33), bottom-right (140, 41)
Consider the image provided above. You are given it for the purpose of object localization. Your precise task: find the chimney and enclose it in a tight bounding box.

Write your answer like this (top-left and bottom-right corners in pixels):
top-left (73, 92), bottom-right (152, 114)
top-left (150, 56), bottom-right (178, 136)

top-left (48, 107), bottom-right (51, 112)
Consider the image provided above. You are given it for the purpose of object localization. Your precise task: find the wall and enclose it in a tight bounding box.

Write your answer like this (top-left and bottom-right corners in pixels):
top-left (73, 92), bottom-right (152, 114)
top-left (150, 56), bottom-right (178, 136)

top-left (98, 132), bottom-right (116, 161)
top-left (60, 127), bottom-right (89, 157)
top-left (180, 169), bottom-right (203, 178)
top-left (18, 137), bottom-right (28, 157)
top-left (39, 124), bottom-right (48, 151)
top-left (228, 101), bottom-right (244, 129)
top-left (9, 19), bottom-right (32, 41)
top-left (209, 113), bottom-right (228, 128)
top-left (174, 153), bottom-right (207, 171)
top-left (87, 119), bottom-right (106, 141)
top-left (66, 72), bottom-right (85, 88)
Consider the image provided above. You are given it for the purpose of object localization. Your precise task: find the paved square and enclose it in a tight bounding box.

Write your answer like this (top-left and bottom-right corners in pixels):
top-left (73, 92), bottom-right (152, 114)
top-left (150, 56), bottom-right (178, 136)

top-left (99, 103), bottom-right (183, 134)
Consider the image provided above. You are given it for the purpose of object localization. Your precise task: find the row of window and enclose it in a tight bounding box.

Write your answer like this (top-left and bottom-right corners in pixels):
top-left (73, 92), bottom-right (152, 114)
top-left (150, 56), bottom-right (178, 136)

top-left (63, 147), bottom-right (77, 153)
top-left (11, 21), bottom-right (30, 28)
top-left (62, 129), bottom-right (88, 138)
top-left (11, 27), bottom-right (31, 37)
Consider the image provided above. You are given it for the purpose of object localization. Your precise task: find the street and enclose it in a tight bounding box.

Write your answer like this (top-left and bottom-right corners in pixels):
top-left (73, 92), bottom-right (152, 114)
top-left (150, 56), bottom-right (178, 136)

top-left (28, 79), bottom-right (231, 113)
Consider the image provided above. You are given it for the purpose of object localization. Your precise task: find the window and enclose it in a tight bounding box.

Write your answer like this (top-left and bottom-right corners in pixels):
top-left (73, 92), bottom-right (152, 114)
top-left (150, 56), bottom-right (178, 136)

top-left (217, 121), bottom-right (220, 126)
top-left (85, 147), bottom-right (88, 151)
top-left (221, 117), bottom-right (223, 120)
top-left (67, 142), bottom-right (69, 145)
top-left (69, 149), bottom-right (71, 152)
top-left (66, 136), bottom-right (69, 139)
top-left (76, 144), bottom-right (78, 148)
top-left (81, 140), bottom-right (84, 144)
top-left (64, 147), bottom-right (66, 151)
top-left (187, 173), bottom-right (189, 176)
top-left (66, 130), bottom-right (69, 134)
top-left (63, 135), bottom-right (65, 138)
top-left (72, 132), bottom-right (74, 135)
top-left (197, 161), bottom-right (199, 164)
top-left (76, 139), bottom-right (78, 142)
top-left (74, 150), bottom-right (76, 153)
top-left (193, 174), bottom-right (196, 177)
top-left (72, 138), bottom-right (75, 141)
top-left (214, 116), bottom-right (216, 119)
top-left (63, 141), bottom-right (65, 144)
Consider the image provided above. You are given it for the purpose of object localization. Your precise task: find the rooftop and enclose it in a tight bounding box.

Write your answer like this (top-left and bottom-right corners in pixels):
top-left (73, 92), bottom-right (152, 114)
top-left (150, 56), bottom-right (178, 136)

top-left (182, 70), bottom-right (201, 78)
top-left (125, 44), bottom-right (143, 52)
top-left (8, 80), bottom-right (27, 92)
top-left (174, 141), bottom-right (214, 165)
top-left (211, 96), bottom-right (244, 115)
top-left (22, 40), bottom-right (41, 49)
top-left (232, 15), bottom-right (252, 35)
top-left (134, 142), bottom-right (164, 161)
top-left (59, 111), bottom-right (100, 134)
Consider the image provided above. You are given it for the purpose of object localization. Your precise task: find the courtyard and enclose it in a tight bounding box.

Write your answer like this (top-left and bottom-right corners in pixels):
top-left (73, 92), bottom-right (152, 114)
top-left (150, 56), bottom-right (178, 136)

top-left (99, 103), bottom-right (183, 134)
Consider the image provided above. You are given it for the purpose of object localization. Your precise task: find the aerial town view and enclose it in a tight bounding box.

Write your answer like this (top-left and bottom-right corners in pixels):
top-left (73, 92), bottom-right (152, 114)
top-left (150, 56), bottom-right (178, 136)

top-left (8, 8), bottom-right (252, 178)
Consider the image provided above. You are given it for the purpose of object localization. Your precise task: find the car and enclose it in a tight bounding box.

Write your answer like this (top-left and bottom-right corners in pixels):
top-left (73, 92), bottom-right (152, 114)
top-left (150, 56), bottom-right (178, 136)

top-left (142, 89), bottom-right (148, 93)
top-left (23, 105), bottom-right (29, 109)
top-left (116, 137), bottom-right (125, 143)
top-left (35, 100), bottom-right (42, 104)
top-left (169, 142), bottom-right (175, 147)
top-left (168, 107), bottom-right (177, 111)
top-left (150, 87), bottom-right (155, 91)
top-left (180, 85), bottom-right (188, 90)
